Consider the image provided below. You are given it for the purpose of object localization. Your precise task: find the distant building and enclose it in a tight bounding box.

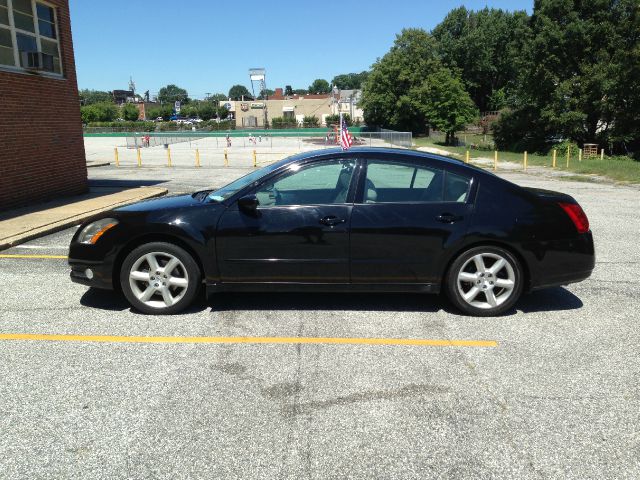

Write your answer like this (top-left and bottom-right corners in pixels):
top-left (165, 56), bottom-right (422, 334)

top-left (0, 0), bottom-right (87, 210)
top-left (221, 87), bottom-right (364, 128)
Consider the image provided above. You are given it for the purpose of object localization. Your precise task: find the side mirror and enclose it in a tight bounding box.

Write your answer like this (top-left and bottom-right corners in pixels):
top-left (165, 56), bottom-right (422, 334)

top-left (238, 194), bottom-right (259, 212)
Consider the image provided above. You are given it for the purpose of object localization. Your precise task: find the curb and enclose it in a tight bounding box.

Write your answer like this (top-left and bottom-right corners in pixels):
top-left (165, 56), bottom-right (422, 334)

top-left (87, 162), bottom-right (110, 168)
top-left (0, 188), bottom-right (168, 251)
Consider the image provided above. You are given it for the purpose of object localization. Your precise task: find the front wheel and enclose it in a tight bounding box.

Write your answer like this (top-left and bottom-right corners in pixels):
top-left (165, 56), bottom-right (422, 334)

top-left (120, 242), bottom-right (201, 314)
top-left (445, 246), bottom-right (523, 316)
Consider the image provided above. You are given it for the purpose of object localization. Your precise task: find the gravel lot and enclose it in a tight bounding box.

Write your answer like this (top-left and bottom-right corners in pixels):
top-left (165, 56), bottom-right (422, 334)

top-left (0, 159), bottom-right (638, 479)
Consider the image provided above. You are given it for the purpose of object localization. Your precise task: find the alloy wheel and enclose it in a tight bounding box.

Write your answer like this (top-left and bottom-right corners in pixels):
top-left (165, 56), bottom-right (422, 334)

top-left (456, 253), bottom-right (516, 310)
top-left (128, 252), bottom-right (189, 309)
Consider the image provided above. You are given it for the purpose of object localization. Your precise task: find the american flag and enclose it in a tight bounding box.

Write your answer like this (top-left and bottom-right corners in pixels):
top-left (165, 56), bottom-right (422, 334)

top-left (340, 115), bottom-right (353, 150)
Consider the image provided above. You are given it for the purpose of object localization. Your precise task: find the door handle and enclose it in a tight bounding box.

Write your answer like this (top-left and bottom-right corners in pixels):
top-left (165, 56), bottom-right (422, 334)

top-left (319, 215), bottom-right (346, 226)
top-left (436, 213), bottom-right (463, 224)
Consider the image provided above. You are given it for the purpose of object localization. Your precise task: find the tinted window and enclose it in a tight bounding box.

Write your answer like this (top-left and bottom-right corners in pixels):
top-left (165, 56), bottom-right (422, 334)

top-left (364, 160), bottom-right (443, 203)
top-left (444, 172), bottom-right (471, 202)
top-left (255, 159), bottom-right (356, 207)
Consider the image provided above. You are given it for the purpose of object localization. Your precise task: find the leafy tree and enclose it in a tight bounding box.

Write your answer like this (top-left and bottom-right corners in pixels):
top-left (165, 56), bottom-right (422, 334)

top-left (146, 104), bottom-right (173, 121)
top-left (360, 28), bottom-right (441, 133)
top-left (121, 103), bottom-right (140, 121)
top-left (493, 0), bottom-right (640, 155)
top-left (258, 88), bottom-right (275, 99)
top-left (293, 88), bottom-right (308, 95)
top-left (228, 84), bottom-right (252, 100)
top-left (209, 93), bottom-right (228, 101)
top-left (80, 102), bottom-right (118, 123)
top-left (432, 7), bottom-right (530, 112)
top-left (197, 102), bottom-right (216, 121)
top-left (417, 68), bottom-right (478, 144)
top-left (79, 89), bottom-right (113, 105)
top-left (308, 79), bottom-right (331, 94)
top-left (331, 71), bottom-right (370, 90)
top-left (157, 84), bottom-right (189, 104)
top-left (216, 105), bottom-right (229, 120)
top-left (284, 85), bottom-right (293, 96)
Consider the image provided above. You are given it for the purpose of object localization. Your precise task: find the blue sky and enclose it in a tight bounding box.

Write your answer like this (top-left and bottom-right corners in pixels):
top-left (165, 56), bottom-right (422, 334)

top-left (69, 0), bottom-right (532, 99)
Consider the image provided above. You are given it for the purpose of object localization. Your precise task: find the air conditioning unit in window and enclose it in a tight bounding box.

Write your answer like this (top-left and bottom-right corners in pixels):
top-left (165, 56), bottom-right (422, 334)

top-left (20, 51), bottom-right (54, 72)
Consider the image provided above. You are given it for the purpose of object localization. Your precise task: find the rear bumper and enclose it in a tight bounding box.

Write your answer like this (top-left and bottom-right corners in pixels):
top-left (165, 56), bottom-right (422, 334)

top-left (528, 231), bottom-right (595, 291)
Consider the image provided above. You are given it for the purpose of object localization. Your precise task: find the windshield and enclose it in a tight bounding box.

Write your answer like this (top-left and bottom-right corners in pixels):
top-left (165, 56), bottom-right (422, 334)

top-left (207, 162), bottom-right (281, 202)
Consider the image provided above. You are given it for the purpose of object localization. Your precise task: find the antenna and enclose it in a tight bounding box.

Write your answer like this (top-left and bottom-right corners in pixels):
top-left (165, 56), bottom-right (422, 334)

top-left (128, 76), bottom-right (136, 95)
top-left (249, 68), bottom-right (268, 127)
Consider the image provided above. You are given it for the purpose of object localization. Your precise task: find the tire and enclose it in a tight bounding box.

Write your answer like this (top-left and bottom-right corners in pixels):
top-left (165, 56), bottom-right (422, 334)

top-left (445, 246), bottom-right (523, 317)
top-left (120, 242), bottom-right (201, 315)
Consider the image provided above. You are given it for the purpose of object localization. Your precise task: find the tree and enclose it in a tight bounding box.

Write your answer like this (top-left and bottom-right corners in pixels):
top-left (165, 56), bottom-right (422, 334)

top-left (216, 105), bottom-right (229, 120)
top-left (293, 88), bottom-right (308, 95)
top-left (146, 104), bottom-right (173, 121)
top-left (360, 28), bottom-right (441, 133)
top-left (80, 102), bottom-right (118, 123)
top-left (79, 89), bottom-right (113, 105)
top-left (308, 79), bottom-right (330, 94)
top-left (432, 7), bottom-right (530, 112)
top-left (493, 0), bottom-right (640, 155)
top-left (258, 88), bottom-right (275, 99)
top-left (228, 85), bottom-right (252, 100)
top-left (157, 84), bottom-right (189, 104)
top-left (331, 71), bottom-right (370, 90)
top-left (418, 68), bottom-right (478, 144)
top-left (121, 103), bottom-right (140, 121)
top-left (284, 85), bottom-right (293, 96)
top-left (209, 93), bottom-right (228, 101)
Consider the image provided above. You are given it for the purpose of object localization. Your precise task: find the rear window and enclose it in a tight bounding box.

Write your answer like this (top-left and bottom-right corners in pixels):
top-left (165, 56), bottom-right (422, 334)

top-left (444, 172), bottom-right (471, 202)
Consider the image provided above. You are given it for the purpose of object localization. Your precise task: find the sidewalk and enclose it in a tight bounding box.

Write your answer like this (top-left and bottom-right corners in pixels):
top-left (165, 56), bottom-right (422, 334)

top-left (0, 187), bottom-right (167, 250)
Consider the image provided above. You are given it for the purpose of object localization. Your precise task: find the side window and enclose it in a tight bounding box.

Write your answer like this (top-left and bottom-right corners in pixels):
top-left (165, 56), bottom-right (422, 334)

top-left (364, 160), bottom-right (443, 203)
top-left (254, 159), bottom-right (356, 207)
top-left (444, 172), bottom-right (471, 203)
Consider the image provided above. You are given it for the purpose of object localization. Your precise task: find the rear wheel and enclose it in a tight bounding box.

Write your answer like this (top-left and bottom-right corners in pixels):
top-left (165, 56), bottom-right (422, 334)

top-left (120, 242), bottom-right (201, 314)
top-left (445, 246), bottom-right (523, 316)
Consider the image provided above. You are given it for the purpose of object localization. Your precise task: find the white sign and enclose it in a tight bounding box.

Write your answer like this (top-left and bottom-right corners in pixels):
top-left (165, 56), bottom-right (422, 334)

top-left (174, 101), bottom-right (181, 113)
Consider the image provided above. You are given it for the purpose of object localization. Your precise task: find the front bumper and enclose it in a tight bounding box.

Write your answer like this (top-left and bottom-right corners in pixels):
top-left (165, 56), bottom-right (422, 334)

top-left (69, 258), bottom-right (114, 290)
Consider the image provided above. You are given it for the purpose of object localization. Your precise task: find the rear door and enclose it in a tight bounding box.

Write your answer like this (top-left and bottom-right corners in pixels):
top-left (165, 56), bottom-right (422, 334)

top-left (350, 156), bottom-right (473, 285)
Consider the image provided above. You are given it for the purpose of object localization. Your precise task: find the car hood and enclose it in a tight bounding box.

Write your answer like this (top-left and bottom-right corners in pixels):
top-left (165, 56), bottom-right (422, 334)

top-left (115, 193), bottom-right (206, 213)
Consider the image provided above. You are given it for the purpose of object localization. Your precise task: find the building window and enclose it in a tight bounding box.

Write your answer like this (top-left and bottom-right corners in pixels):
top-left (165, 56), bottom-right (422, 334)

top-left (0, 0), bottom-right (62, 74)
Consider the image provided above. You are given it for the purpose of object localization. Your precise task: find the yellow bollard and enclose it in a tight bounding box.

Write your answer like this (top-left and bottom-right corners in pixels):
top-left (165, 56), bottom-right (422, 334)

top-left (167, 147), bottom-right (172, 167)
top-left (465, 150), bottom-right (470, 164)
top-left (253, 149), bottom-right (257, 168)
top-left (494, 150), bottom-right (498, 171)
top-left (600, 149), bottom-right (604, 160)
top-left (137, 147), bottom-right (142, 167)
top-left (114, 147), bottom-right (119, 167)
top-left (552, 149), bottom-right (557, 168)
top-left (195, 148), bottom-right (201, 168)
top-left (566, 145), bottom-right (570, 168)
top-left (579, 148), bottom-right (582, 162)
top-left (224, 149), bottom-right (228, 167)
top-left (523, 151), bottom-right (528, 171)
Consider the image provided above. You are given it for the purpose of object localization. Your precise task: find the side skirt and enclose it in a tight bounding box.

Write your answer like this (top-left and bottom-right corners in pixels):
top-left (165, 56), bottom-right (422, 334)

top-left (206, 282), bottom-right (440, 295)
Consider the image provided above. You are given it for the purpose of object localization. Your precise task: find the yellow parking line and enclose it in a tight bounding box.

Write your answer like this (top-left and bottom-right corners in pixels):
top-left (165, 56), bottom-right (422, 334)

top-left (0, 254), bottom-right (68, 259)
top-left (0, 333), bottom-right (497, 347)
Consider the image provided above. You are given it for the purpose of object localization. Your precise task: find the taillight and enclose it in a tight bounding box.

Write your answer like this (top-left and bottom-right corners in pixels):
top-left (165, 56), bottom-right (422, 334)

top-left (558, 202), bottom-right (589, 234)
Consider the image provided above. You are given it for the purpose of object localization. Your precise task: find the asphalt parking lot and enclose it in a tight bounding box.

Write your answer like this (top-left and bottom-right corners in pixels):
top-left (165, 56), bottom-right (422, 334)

top-left (1, 164), bottom-right (638, 479)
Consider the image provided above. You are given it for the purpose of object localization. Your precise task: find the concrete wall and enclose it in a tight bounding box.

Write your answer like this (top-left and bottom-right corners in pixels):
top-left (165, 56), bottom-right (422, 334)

top-left (0, 0), bottom-right (87, 210)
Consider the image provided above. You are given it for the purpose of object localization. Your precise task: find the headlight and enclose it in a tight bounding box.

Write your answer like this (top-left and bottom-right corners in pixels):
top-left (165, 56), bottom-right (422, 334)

top-left (78, 218), bottom-right (119, 244)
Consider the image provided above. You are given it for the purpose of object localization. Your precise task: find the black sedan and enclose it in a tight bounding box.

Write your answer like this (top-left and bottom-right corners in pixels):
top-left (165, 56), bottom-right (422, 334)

top-left (69, 147), bottom-right (594, 316)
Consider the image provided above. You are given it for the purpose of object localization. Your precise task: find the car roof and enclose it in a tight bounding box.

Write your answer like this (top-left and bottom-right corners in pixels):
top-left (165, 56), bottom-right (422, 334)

top-left (273, 147), bottom-right (488, 174)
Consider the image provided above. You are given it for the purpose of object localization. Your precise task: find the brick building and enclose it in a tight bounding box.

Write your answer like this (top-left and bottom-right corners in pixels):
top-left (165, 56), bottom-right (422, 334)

top-left (0, 0), bottom-right (86, 210)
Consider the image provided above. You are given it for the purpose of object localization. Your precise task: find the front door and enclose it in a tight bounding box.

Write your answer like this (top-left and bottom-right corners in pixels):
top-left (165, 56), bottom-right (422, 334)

top-left (350, 157), bottom-right (473, 285)
top-left (216, 158), bottom-right (357, 283)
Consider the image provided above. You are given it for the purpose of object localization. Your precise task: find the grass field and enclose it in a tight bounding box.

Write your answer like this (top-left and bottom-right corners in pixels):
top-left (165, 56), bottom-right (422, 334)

top-left (414, 136), bottom-right (640, 184)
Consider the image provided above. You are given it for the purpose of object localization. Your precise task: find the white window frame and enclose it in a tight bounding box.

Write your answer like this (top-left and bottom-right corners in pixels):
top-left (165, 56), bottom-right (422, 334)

top-left (0, 0), bottom-right (63, 77)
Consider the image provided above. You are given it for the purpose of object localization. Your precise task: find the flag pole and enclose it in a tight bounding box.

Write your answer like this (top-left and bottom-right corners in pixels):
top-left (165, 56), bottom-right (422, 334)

top-left (339, 111), bottom-right (343, 148)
